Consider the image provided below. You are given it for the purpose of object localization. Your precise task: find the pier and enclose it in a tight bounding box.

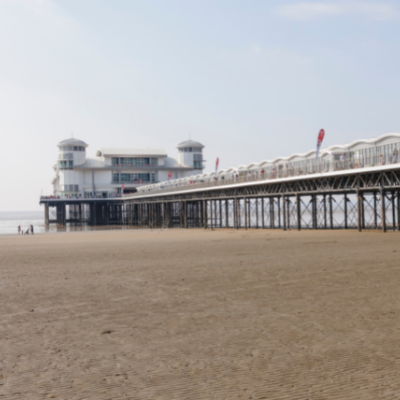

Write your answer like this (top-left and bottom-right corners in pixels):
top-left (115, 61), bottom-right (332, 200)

top-left (40, 163), bottom-right (400, 233)
top-left (41, 133), bottom-right (400, 233)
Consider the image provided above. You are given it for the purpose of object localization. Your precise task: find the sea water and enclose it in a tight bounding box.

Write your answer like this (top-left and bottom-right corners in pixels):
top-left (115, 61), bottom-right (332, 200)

top-left (0, 211), bottom-right (45, 235)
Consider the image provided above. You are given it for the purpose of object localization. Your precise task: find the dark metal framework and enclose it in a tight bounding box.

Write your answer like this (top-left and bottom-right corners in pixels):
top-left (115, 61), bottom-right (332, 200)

top-left (41, 169), bottom-right (400, 233)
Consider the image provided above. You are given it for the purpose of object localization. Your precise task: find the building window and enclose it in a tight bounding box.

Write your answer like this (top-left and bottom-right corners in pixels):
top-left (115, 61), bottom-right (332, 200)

top-left (112, 157), bottom-right (157, 167)
top-left (121, 173), bottom-right (131, 182)
top-left (58, 160), bottom-right (74, 170)
top-left (59, 152), bottom-right (73, 160)
top-left (193, 153), bottom-right (203, 169)
top-left (63, 184), bottom-right (79, 192)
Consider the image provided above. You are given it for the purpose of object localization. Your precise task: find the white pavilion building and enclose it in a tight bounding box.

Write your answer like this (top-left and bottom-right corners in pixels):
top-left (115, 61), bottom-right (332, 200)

top-left (52, 138), bottom-right (205, 198)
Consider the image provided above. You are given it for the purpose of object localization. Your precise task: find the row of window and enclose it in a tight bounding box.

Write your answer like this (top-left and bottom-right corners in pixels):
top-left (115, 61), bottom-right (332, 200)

top-left (193, 161), bottom-right (203, 169)
top-left (60, 146), bottom-right (85, 152)
top-left (113, 172), bottom-right (155, 183)
top-left (63, 184), bottom-right (79, 192)
top-left (59, 152), bottom-right (74, 160)
top-left (112, 157), bottom-right (158, 167)
top-left (266, 142), bottom-right (400, 172)
top-left (59, 160), bottom-right (73, 170)
top-left (179, 147), bottom-right (202, 153)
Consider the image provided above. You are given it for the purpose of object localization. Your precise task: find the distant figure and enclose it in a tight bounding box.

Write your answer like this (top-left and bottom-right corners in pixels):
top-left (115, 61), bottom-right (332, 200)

top-left (340, 153), bottom-right (346, 169)
top-left (393, 146), bottom-right (398, 163)
top-left (25, 228), bottom-right (30, 235)
top-left (18, 225), bottom-right (21, 234)
top-left (381, 154), bottom-right (385, 165)
top-left (30, 225), bottom-right (34, 235)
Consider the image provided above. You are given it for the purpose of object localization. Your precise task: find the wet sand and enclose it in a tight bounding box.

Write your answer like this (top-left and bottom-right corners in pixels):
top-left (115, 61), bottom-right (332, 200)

top-left (1, 228), bottom-right (400, 399)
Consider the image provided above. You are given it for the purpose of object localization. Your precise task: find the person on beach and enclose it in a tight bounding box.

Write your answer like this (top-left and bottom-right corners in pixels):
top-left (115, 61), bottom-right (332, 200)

top-left (30, 225), bottom-right (34, 235)
top-left (25, 228), bottom-right (30, 235)
top-left (18, 225), bottom-right (21, 234)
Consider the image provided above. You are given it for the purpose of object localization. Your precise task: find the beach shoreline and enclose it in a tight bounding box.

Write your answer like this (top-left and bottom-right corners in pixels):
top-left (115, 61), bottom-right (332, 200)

top-left (1, 229), bottom-right (400, 399)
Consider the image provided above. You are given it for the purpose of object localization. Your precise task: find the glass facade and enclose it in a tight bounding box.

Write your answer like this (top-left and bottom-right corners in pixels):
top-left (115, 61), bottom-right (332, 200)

top-left (180, 147), bottom-right (202, 153)
top-left (63, 184), bottom-right (79, 192)
top-left (58, 160), bottom-right (73, 170)
top-left (111, 157), bottom-right (158, 167)
top-left (112, 172), bottom-right (155, 183)
top-left (193, 153), bottom-right (203, 169)
top-left (59, 152), bottom-right (74, 160)
top-left (60, 146), bottom-right (85, 151)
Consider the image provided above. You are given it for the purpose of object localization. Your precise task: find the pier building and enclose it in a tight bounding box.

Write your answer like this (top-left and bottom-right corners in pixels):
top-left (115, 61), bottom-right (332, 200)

top-left (53, 138), bottom-right (205, 198)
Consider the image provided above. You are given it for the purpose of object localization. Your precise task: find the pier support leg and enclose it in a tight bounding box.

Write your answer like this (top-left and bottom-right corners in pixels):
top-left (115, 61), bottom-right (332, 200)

top-left (357, 191), bottom-right (362, 232)
top-left (256, 199), bottom-right (259, 229)
top-left (277, 197), bottom-right (281, 229)
top-left (209, 201), bottom-right (212, 229)
top-left (392, 191), bottom-right (396, 231)
top-left (204, 201), bottom-right (208, 229)
top-left (381, 189), bottom-right (387, 233)
top-left (312, 195), bottom-right (317, 229)
top-left (270, 198), bottom-right (275, 229)
top-left (238, 199), bottom-right (241, 228)
top-left (323, 194), bottom-right (327, 229)
top-left (184, 202), bottom-right (188, 229)
top-left (361, 194), bottom-right (366, 230)
top-left (199, 201), bottom-right (203, 228)
top-left (92, 203), bottom-right (96, 226)
top-left (215, 200), bottom-right (218, 228)
top-left (261, 198), bottom-right (265, 229)
top-left (374, 192), bottom-right (378, 229)
top-left (249, 199), bottom-right (252, 228)
top-left (225, 200), bottom-right (229, 228)
top-left (287, 196), bottom-right (290, 229)
top-left (282, 196), bottom-right (287, 231)
top-left (297, 194), bottom-right (301, 231)
top-left (244, 198), bottom-right (248, 230)
top-left (234, 198), bottom-right (238, 230)
top-left (219, 200), bottom-right (222, 228)
top-left (45, 204), bottom-right (49, 228)
top-left (329, 194), bottom-right (334, 229)
top-left (105, 202), bottom-right (110, 225)
top-left (344, 193), bottom-right (348, 229)
top-left (397, 191), bottom-right (400, 231)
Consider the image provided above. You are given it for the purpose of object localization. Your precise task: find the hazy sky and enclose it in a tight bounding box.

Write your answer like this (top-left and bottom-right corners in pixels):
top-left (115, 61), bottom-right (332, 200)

top-left (1, 0), bottom-right (399, 211)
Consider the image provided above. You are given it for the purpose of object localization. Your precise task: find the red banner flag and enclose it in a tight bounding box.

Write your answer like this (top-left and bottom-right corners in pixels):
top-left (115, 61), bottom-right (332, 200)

top-left (316, 129), bottom-right (325, 159)
top-left (215, 157), bottom-right (219, 174)
top-left (168, 171), bottom-right (172, 181)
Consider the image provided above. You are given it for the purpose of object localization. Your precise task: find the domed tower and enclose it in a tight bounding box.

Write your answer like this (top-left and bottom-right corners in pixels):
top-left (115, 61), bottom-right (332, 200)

top-left (55, 138), bottom-right (88, 196)
top-left (176, 140), bottom-right (205, 170)
top-left (57, 138), bottom-right (88, 167)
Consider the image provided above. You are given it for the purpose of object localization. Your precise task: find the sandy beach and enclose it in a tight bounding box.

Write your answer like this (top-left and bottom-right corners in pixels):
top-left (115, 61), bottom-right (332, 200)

top-left (1, 228), bottom-right (400, 399)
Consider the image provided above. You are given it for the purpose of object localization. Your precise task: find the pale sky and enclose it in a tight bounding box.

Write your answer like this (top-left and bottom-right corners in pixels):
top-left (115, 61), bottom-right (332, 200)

top-left (1, 0), bottom-right (399, 211)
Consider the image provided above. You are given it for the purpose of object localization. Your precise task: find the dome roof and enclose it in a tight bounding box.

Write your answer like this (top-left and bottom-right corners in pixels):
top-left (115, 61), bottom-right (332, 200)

top-left (57, 138), bottom-right (88, 147)
top-left (177, 140), bottom-right (204, 149)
